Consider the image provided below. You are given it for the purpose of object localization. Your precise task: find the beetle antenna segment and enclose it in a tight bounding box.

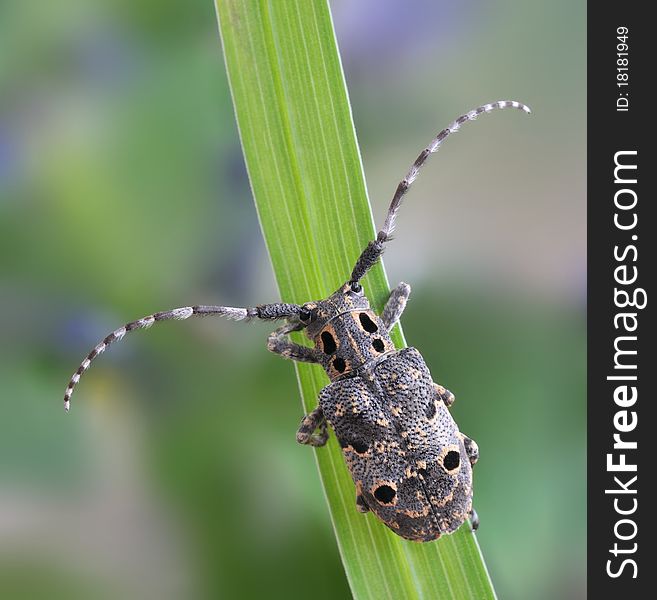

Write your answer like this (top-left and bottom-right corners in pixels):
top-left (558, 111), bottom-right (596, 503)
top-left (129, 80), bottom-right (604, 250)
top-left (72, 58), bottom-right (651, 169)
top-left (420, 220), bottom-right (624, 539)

top-left (349, 100), bottom-right (531, 284)
top-left (64, 303), bottom-right (303, 411)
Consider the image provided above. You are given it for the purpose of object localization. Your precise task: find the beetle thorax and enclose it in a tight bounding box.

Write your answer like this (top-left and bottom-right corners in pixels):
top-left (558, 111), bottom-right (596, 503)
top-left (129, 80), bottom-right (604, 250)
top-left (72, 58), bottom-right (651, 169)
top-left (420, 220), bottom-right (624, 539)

top-left (312, 309), bottom-right (395, 380)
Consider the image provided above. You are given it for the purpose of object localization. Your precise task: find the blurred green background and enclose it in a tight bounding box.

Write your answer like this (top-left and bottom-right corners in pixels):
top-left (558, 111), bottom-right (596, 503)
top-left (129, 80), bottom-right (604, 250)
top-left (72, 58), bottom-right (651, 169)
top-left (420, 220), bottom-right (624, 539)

top-left (0, 0), bottom-right (585, 598)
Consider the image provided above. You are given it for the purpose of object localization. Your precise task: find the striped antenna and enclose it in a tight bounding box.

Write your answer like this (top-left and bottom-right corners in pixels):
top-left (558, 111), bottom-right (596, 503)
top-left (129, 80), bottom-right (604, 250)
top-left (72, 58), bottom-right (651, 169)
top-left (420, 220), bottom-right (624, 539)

top-left (64, 306), bottom-right (251, 412)
top-left (349, 100), bottom-right (531, 284)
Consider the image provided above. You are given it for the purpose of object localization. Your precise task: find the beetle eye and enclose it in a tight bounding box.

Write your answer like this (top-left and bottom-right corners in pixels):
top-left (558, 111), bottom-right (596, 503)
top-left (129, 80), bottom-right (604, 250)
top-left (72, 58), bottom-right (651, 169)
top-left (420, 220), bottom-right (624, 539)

top-left (349, 282), bottom-right (363, 295)
top-left (299, 305), bottom-right (317, 323)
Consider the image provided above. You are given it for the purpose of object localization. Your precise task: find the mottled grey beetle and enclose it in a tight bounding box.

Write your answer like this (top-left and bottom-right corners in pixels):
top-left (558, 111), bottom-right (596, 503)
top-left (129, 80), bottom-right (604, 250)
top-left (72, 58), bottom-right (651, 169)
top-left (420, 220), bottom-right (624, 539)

top-left (65, 100), bottom-right (530, 542)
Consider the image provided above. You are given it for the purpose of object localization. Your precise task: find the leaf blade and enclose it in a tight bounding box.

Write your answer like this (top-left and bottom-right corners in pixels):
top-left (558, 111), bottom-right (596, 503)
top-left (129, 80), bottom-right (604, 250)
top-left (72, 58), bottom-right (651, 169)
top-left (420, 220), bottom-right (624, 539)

top-left (215, 1), bottom-right (496, 598)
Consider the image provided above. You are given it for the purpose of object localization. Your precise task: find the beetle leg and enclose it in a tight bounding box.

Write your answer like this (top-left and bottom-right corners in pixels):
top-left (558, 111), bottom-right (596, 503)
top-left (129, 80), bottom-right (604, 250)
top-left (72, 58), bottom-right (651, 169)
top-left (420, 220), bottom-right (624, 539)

top-left (381, 282), bottom-right (411, 332)
top-left (469, 507), bottom-right (480, 531)
top-left (434, 382), bottom-right (455, 408)
top-left (356, 494), bottom-right (370, 513)
top-left (267, 321), bottom-right (321, 363)
top-left (296, 406), bottom-right (329, 447)
top-left (460, 433), bottom-right (479, 466)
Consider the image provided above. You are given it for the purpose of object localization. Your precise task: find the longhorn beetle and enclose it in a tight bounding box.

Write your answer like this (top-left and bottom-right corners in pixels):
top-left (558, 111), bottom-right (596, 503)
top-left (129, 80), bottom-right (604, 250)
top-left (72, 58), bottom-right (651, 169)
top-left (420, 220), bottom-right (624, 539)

top-left (65, 100), bottom-right (530, 542)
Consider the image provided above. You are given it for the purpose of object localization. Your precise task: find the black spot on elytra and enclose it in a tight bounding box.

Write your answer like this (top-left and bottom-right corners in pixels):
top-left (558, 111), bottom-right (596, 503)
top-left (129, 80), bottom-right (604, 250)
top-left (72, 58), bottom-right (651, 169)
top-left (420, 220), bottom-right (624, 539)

top-left (333, 357), bottom-right (346, 372)
top-left (359, 312), bottom-right (378, 333)
top-left (444, 450), bottom-right (460, 471)
top-left (372, 338), bottom-right (385, 353)
top-left (374, 485), bottom-right (396, 504)
top-left (417, 468), bottom-right (428, 479)
top-left (321, 331), bottom-right (337, 354)
top-left (339, 438), bottom-right (369, 454)
top-left (425, 400), bottom-right (436, 419)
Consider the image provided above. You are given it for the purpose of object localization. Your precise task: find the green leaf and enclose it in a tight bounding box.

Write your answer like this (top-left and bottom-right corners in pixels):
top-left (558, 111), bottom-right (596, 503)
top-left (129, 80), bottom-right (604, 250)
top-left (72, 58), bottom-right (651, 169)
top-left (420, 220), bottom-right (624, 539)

top-left (214, 1), bottom-right (496, 597)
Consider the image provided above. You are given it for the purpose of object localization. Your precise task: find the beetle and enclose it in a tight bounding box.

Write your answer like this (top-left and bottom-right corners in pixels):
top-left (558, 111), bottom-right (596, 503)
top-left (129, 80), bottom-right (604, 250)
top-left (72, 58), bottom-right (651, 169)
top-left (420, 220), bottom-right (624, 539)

top-left (64, 100), bottom-right (530, 542)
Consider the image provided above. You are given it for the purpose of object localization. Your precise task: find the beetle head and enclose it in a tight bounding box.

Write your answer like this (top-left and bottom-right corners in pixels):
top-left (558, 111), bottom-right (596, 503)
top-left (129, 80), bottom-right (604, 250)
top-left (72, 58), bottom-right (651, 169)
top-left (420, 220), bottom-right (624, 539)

top-left (301, 282), bottom-right (370, 339)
